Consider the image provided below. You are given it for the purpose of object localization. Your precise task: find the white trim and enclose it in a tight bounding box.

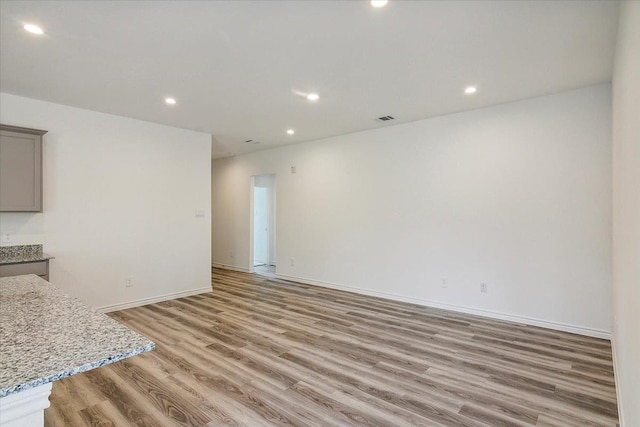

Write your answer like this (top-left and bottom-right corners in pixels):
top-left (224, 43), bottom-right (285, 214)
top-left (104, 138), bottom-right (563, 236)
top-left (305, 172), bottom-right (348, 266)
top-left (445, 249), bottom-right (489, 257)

top-left (0, 382), bottom-right (52, 427)
top-left (275, 273), bottom-right (611, 340)
top-left (96, 286), bottom-right (212, 313)
top-left (212, 262), bottom-right (251, 273)
top-left (611, 336), bottom-right (625, 426)
top-left (249, 175), bottom-right (256, 273)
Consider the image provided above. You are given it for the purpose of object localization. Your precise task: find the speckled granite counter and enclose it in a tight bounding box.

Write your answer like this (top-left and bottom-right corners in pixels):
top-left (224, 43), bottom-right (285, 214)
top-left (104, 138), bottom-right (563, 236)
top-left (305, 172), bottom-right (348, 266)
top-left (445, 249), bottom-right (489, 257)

top-left (0, 244), bottom-right (54, 265)
top-left (0, 254), bottom-right (54, 265)
top-left (0, 274), bottom-right (155, 398)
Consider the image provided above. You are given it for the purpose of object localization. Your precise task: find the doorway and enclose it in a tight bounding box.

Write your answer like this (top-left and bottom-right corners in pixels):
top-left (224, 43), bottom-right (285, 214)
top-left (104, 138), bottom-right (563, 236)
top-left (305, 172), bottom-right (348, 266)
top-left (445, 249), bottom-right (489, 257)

top-left (251, 174), bottom-right (276, 274)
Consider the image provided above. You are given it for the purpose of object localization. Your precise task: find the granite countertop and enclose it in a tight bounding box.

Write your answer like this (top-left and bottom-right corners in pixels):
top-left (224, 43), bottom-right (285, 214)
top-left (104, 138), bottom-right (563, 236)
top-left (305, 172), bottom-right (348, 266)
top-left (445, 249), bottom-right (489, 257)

top-left (0, 275), bottom-right (155, 397)
top-left (0, 253), bottom-right (55, 265)
top-left (0, 244), bottom-right (54, 265)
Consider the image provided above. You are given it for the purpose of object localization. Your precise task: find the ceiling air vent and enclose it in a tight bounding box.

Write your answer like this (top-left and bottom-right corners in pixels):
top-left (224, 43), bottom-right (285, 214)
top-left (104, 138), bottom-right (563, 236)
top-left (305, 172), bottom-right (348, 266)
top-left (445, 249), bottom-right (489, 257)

top-left (245, 139), bottom-right (261, 144)
top-left (376, 115), bottom-right (395, 122)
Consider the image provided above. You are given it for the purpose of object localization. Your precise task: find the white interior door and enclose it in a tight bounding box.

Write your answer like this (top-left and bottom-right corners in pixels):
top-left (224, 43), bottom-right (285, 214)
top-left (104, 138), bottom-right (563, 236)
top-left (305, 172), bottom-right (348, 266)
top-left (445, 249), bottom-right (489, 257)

top-left (253, 187), bottom-right (269, 266)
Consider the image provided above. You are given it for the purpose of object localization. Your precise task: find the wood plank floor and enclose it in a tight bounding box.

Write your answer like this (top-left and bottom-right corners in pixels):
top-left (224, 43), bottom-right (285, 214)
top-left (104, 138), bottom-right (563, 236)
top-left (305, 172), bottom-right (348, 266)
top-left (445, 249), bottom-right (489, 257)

top-left (45, 268), bottom-right (619, 426)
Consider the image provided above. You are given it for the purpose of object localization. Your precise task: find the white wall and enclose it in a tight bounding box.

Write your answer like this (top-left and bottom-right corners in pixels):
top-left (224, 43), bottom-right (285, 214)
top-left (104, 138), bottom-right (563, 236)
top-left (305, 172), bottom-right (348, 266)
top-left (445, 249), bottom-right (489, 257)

top-left (611, 2), bottom-right (640, 425)
top-left (212, 84), bottom-right (612, 337)
top-left (0, 93), bottom-right (212, 310)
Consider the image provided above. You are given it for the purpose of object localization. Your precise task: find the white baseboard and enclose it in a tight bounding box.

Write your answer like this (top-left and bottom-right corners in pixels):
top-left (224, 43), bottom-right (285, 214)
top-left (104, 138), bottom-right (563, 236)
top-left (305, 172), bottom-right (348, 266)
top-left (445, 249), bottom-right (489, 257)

top-left (96, 286), bottom-right (212, 314)
top-left (611, 336), bottom-right (625, 426)
top-left (275, 273), bottom-right (611, 340)
top-left (212, 262), bottom-right (251, 273)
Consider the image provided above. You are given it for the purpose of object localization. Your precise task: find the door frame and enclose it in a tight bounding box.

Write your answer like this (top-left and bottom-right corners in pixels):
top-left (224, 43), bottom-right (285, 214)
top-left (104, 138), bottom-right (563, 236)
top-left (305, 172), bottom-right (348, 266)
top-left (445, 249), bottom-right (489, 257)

top-left (249, 176), bottom-right (256, 273)
top-left (249, 174), bottom-right (277, 274)
top-left (252, 186), bottom-right (270, 267)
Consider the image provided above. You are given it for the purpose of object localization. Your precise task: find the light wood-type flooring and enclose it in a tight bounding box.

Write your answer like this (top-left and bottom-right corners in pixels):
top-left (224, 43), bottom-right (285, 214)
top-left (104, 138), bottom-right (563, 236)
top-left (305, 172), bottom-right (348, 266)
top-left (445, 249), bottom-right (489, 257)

top-left (45, 268), bottom-right (619, 426)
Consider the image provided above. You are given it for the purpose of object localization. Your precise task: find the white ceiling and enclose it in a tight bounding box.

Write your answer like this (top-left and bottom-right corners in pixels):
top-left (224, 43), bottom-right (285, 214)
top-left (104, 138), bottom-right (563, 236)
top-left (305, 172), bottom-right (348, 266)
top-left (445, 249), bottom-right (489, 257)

top-left (0, 1), bottom-right (619, 158)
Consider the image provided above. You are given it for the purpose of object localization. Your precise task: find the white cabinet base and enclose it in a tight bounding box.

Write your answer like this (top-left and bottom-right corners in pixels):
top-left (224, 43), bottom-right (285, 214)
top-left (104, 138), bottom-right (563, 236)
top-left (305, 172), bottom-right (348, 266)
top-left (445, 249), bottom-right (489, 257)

top-left (0, 383), bottom-right (52, 427)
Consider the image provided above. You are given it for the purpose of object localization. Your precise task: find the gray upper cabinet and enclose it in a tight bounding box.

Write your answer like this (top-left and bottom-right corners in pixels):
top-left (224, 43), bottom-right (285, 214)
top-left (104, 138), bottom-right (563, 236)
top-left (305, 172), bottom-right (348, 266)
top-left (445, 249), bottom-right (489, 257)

top-left (0, 124), bottom-right (47, 212)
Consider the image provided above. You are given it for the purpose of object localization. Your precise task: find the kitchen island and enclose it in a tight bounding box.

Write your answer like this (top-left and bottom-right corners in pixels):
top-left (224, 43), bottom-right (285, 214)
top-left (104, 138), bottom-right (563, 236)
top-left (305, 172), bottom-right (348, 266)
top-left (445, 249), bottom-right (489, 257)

top-left (0, 275), bottom-right (154, 427)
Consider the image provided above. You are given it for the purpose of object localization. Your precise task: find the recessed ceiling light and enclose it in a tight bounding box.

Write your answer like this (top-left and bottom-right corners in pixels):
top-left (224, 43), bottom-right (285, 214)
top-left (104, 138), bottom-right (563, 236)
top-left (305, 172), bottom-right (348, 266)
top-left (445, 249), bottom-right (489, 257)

top-left (287, 129), bottom-right (295, 135)
top-left (307, 93), bottom-right (320, 101)
top-left (23, 24), bottom-right (44, 35)
top-left (165, 97), bottom-right (177, 105)
top-left (464, 86), bottom-right (477, 94)
top-left (371, 0), bottom-right (388, 8)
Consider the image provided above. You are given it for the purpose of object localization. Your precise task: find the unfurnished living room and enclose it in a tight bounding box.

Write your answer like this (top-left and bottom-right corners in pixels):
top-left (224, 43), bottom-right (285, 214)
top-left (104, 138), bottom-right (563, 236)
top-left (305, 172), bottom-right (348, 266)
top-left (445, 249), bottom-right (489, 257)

top-left (0, 1), bottom-right (638, 426)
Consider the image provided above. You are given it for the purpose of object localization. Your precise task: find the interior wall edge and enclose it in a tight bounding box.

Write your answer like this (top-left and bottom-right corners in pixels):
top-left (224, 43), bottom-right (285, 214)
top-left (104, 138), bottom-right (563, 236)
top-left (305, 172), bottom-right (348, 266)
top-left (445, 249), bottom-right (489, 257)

top-left (610, 336), bottom-right (625, 426)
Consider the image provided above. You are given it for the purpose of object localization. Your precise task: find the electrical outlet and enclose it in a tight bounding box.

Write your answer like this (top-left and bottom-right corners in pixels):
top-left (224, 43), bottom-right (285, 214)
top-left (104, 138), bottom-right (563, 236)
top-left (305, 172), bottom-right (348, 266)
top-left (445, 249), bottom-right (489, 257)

top-left (441, 279), bottom-right (448, 288)
top-left (290, 258), bottom-right (295, 267)
top-left (229, 251), bottom-right (234, 259)
top-left (126, 277), bottom-right (134, 288)
top-left (1, 232), bottom-right (11, 243)
top-left (291, 166), bottom-right (296, 174)
top-left (480, 283), bottom-right (488, 293)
